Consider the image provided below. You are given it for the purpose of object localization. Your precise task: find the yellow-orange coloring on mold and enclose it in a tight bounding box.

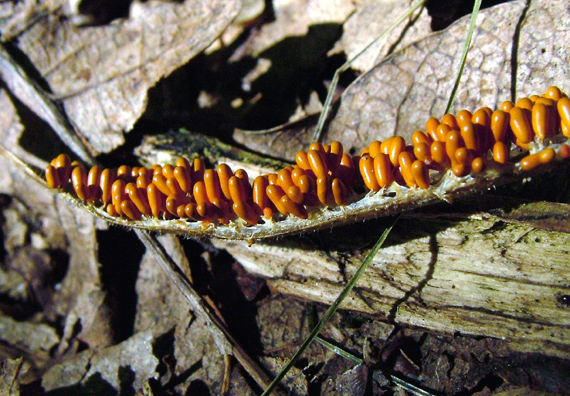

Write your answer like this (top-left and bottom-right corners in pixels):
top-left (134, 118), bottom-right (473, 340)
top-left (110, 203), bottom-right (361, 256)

top-left (510, 106), bottom-right (534, 144)
top-left (359, 154), bottom-right (380, 191)
top-left (520, 148), bottom-right (556, 171)
top-left (42, 86), bottom-right (570, 230)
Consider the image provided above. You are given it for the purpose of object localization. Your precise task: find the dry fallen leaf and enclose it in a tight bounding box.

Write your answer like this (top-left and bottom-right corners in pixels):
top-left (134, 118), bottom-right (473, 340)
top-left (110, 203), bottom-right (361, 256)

top-left (0, 358), bottom-right (28, 396)
top-left (7, 0), bottom-right (240, 153)
top-left (2, 0), bottom-right (570, 395)
top-left (235, 0), bottom-right (570, 160)
top-left (0, 314), bottom-right (59, 353)
top-left (236, 0), bottom-right (353, 58)
top-left (325, 0), bottom-right (570, 152)
top-left (339, 0), bottom-right (432, 73)
top-left (0, 90), bottom-right (45, 170)
top-left (42, 331), bottom-right (158, 392)
top-left (233, 116), bottom-right (320, 162)
top-left (0, 147), bottom-right (117, 367)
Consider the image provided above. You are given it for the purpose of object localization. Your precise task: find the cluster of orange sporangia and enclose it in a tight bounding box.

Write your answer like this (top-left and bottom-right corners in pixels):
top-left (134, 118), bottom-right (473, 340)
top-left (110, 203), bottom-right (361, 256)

top-left (45, 86), bottom-right (570, 228)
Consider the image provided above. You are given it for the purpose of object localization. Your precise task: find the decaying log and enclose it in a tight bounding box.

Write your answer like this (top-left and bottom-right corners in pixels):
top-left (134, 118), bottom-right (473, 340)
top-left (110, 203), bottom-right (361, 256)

top-left (215, 201), bottom-right (570, 358)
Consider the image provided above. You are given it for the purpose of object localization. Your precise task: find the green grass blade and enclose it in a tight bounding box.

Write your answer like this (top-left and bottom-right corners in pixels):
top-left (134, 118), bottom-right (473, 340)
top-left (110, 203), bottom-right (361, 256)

top-left (315, 336), bottom-right (363, 363)
top-left (312, 0), bottom-right (428, 143)
top-left (444, 0), bottom-right (483, 114)
top-left (261, 215), bottom-right (400, 395)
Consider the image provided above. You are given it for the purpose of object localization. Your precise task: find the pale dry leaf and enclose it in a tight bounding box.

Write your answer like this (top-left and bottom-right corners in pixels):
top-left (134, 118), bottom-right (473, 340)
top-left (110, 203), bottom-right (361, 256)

top-left (133, 235), bottom-right (250, 394)
top-left (230, 0), bottom-right (353, 157)
top-left (0, 90), bottom-right (46, 170)
top-left (206, 0), bottom-right (264, 56)
top-left (0, 150), bottom-right (66, 250)
top-left (0, 44), bottom-right (96, 163)
top-left (61, 288), bottom-right (115, 349)
top-left (2, 202), bottom-right (30, 256)
top-left (339, 0), bottom-right (432, 73)
top-left (0, 198), bottom-right (61, 311)
top-left (229, 0), bottom-right (353, 130)
top-left (0, 358), bottom-right (27, 396)
top-left (238, 0), bottom-right (354, 58)
top-left (14, 0), bottom-right (240, 154)
top-left (0, 268), bottom-right (28, 302)
top-left (161, 314), bottom-right (229, 394)
top-left (232, 0), bottom-right (521, 161)
top-left (0, 149), bottom-right (103, 347)
top-left (233, 115), bottom-right (319, 161)
top-left (50, 198), bottom-right (101, 315)
top-left (42, 330), bottom-right (158, 393)
top-left (233, 0), bottom-right (265, 25)
top-left (49, 200), bottom-right (117, 352)
top-left (0, 0), bottom-right (53, 42)
top-left (134, 234), bottom-right (194, 335)
top-left (0, 315), bottom-right (59, 360)
top-left (325, 0), bottom-right (570, 152)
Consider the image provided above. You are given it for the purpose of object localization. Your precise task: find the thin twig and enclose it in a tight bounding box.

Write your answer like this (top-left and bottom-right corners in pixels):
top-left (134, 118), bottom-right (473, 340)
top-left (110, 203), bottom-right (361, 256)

top-left (134, 230), bottom-right (286, 396)
top-left (0, 43), bottom-right (96, 165)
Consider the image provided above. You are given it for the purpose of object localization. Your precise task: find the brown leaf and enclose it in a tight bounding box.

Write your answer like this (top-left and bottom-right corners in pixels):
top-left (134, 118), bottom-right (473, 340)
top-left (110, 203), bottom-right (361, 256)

top-left (0, 315), bottom-right (59, 361)
top-left (0, 90), bottom-right (45, 170)
top-left (340, 0), bottom-right (432, 73)
top-left (134, 235), bottom-right (194, 335)
top-left (233, 115), bottom-right (320, 162)
top-left (13, 0), bottom-right (240, 153)
top-left (0, 358), bottom-right (28, 396)
top-left (59, 288), bottom-right (115, 350)
top-left (325, 0), bottom-right (570, 152)
top-left (235, 0), bottom-right (352, 58)
top-left (42, 331), bottom-right (159, 393)
top-left (229, 0), bottom-right (352, 133)
top-left (0, 147), bottom-right (115, 350)
top-left (50, 199), bottom-right (100, 311)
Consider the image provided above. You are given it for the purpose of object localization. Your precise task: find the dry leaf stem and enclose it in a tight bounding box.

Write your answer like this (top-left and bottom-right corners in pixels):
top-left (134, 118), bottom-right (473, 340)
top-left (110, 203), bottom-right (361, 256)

top-left (0, 43), bottom-right (96, 164)
top-left (134, 230), bottom-right (287, 396)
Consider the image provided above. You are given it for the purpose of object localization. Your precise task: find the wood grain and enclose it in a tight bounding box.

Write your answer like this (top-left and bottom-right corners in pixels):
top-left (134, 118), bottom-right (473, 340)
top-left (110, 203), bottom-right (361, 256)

top-left (215, 207), bottom-right (570, 357)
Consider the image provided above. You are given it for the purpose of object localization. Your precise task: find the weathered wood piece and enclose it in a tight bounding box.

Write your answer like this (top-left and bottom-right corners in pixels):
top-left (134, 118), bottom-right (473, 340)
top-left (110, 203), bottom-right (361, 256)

top-left (215, 208), bottom-right (570, 357)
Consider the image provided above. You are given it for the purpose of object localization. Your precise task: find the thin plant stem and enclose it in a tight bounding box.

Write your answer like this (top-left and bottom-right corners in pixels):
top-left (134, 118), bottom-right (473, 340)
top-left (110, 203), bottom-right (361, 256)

top-left (444, 0), bottom-right (483, 114)
top-left (261, 215), bottom-right (400, 395)
top-left (315, 336), bottom-right (363, 363)
top-left (312, 0), bottom-right (428, 143)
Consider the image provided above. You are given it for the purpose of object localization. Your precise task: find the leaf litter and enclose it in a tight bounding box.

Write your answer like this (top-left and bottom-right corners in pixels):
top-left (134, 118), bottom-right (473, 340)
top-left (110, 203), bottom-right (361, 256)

top-left (3, 0), bottom-right (240, 154)
top-left (1, 0), bottom-right (570, 395)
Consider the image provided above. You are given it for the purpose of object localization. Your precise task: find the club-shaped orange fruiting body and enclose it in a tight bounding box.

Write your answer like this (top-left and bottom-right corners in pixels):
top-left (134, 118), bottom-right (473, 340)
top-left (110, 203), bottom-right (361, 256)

top-left (174, 165), bottom-right (192, 194)
top-left (359, 154), bottom-right (380, 191)
top-left (43, 86), bottom-right (570, 239)
top-left (441, 113), bottom-right (458, 130)
top-left (398, 151), bottom-right (417, 188)
top-left (430, 140), bottom-right (449, 167)
top-left (45, 165), bottom-right (60, 189)
top-left (71, 166), bottom-right (88, 201)
top-left (510, 106), bottom-right (534, 144)
top-left (520, 148), bottom-right (556, 171)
